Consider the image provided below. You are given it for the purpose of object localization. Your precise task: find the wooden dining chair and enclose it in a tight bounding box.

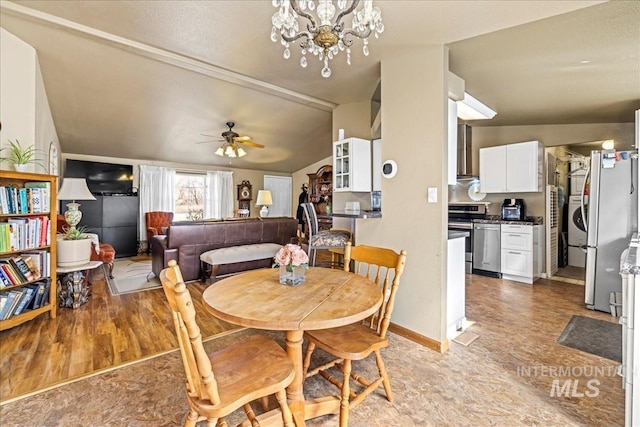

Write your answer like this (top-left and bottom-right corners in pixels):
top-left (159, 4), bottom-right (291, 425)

top-left (159, 260), bottom-right (295, 427)
top-left (302, 242), bottom-right (407, 427)
top-left (301, 202), bottom-right (351, 267)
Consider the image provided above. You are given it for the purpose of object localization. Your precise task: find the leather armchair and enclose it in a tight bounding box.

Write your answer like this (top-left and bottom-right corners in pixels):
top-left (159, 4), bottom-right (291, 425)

top-left (145, 211), bottom-right (174, 253)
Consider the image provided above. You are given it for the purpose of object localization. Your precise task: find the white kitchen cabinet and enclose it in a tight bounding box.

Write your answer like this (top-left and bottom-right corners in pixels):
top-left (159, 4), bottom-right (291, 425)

top-left (501, 224), bottom-right (543, 284)
top-left (479, 145), bottom-right (507, 192)
top-left (333, 137), bottom-right (371, 192)
top-left (480, 141), bottom-right (543, 193)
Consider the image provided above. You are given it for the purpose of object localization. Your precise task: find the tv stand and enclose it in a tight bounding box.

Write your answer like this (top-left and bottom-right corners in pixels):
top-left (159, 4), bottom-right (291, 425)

top-left (74, 195), bottom-right (139, 257)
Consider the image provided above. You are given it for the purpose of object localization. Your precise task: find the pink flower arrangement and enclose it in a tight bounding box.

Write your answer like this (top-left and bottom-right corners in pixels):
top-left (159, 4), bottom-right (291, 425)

top-left (274, 244), bottom-right (309, 270)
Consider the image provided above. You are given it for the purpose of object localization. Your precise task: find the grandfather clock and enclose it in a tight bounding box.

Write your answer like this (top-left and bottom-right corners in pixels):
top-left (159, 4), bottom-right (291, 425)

top-left (237, 180), bottom-right (252, 216)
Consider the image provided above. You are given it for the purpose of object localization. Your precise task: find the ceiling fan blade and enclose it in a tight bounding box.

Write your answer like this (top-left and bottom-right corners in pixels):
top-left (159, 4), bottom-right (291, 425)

top-left (233, 136), bottom-right (253, 142)
top-left (238, 140), bottom-right (265, 148)
top-left (195, 140), bottom-right (218, 144)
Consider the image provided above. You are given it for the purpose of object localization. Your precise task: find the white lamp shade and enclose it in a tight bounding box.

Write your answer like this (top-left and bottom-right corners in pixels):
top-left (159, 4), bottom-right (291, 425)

top-left (58, 178), bottom-right (96, 201)
top-left (256, 190), bottom-right (273, 206)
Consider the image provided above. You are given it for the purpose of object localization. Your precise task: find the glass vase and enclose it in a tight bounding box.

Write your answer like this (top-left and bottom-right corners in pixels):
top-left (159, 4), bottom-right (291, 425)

top-left (279, 264), bottom-right (306, 286)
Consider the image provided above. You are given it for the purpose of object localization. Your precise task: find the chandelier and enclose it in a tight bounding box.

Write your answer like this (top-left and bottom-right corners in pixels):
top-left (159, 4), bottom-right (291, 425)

top-left (215, 143), bottom-right (247, 158)
top-left (271, 0), bottom-right (384, 78)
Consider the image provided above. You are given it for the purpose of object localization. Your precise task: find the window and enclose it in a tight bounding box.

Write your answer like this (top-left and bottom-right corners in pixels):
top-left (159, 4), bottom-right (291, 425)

top-left (174, 173), bottom-right (205, 221)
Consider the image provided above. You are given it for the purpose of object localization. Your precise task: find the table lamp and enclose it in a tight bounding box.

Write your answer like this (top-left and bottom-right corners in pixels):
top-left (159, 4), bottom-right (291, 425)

top-left (256, 190), bottom-right (273, 218)
top-left (58, 178), bottom-right (96, 231)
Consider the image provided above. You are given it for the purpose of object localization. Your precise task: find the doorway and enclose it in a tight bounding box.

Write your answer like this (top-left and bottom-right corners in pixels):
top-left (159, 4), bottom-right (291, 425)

top-left (264, 175), bottom-right (292, 217)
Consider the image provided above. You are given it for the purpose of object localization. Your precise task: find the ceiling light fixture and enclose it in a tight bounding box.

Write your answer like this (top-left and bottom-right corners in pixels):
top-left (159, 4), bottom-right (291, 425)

top-left (602, 140), bottom-right (615, 150)
top-left (215, 142), bottom-right (247, 158)
top-left (457, 92), bottom-right (497, 121)
top-left (271, 0), bottom-right (384, 78)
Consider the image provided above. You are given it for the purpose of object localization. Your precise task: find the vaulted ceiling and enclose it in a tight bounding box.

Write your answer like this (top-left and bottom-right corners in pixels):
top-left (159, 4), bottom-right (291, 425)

top-left (1, 1), bottom-right (638, 173)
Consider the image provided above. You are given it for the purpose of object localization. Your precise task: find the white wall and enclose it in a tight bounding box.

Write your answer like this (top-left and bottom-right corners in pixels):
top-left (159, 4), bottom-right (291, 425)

top-left (0, 28), bottom-right (59, 174)
top-left (356, 45), bottom-right (449, 343)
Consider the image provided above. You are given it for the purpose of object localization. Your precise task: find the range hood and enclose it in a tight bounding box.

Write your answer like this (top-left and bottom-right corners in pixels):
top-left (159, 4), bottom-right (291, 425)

top-left (457, 124), bottom-right (477, 179)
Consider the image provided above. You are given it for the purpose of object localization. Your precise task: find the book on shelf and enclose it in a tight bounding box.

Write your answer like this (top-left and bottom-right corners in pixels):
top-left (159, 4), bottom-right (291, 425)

top-left (27, 281), bottom-right (47, 309)
top-left (0, 292), bottom-right (15, 319)
top-left (9, 257), bottom-right (34, 282)
top-left (0, 267), bottom-right (11, 289)
top-left (0, 295), bottom-right (7, 315)
top-left (0, 183), bottom-right (51, 215)
top-left (2, 289), bottom-right (23, 320)
top-left (12, 286), bottom-right (35, 316)
top-left (21, 255), bottom-right (41, 280)
top-left (0, 262), bottom-right (22, 286)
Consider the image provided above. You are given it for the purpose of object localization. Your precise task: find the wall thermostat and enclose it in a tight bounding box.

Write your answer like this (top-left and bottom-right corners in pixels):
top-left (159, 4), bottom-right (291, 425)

top-left (381, 160), bottom-right (397, 179)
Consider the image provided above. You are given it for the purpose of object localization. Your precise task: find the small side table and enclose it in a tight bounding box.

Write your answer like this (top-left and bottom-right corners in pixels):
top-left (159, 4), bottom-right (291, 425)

top-left (57, 261), bottom-right (103, 309)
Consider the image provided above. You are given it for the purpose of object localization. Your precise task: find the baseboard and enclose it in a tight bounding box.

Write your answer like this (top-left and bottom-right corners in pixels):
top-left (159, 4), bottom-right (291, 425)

top-left (388, 322), bottom-right (448, 353)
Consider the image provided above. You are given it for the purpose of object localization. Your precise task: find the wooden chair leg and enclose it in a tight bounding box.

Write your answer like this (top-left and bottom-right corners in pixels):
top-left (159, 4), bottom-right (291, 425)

top-left (275, 389), bottom-right (294, 427)
top-left (340, 359), bottom-right (352, 427)
top-left (302, 341), bottom-right (316, 379)
top-left (185, 410), bottom-right (198, 427)
top-left (375, 350), bottom-right (393, 402)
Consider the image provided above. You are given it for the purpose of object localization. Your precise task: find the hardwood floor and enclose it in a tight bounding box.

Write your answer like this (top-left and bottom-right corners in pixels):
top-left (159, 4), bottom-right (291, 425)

top-left (0, 270), bottom-right (625, 425)
top-left (0, 267), bottom-right (238, 403)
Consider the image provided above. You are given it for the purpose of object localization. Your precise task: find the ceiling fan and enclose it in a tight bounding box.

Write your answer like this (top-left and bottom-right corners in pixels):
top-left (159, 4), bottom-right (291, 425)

top-left (197, 121), bottom-right (264, 158)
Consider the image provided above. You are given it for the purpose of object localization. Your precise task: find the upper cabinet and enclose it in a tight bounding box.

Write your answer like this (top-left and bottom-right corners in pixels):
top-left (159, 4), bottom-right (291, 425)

top-left (480, 141), bottom-right (543, 193)
top-left (333, 137), bottom-right (372, 192)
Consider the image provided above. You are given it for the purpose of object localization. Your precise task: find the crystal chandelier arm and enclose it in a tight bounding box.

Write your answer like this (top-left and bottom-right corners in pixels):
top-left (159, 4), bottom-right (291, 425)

top-left (334, 0), bottom-right (362, 27)
top-left (342, 27), bottom-right (372, 41)
top-left (282, 31), bottom-right (313, 43)
top-left (289, 0), bottom-right (318, 29)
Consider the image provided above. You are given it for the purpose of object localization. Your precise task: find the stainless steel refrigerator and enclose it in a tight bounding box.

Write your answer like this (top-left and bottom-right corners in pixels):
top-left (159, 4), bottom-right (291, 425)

top-left (583, 150), bottom-right (638, 312)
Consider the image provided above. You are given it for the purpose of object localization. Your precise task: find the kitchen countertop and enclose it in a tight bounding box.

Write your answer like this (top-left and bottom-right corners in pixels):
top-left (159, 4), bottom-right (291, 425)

top-left (331, 210), bottom-right (382, 219)
top-left (448, 231), bottom-right (470, 240)
top-left (474, 215), bottom-right (544, 226)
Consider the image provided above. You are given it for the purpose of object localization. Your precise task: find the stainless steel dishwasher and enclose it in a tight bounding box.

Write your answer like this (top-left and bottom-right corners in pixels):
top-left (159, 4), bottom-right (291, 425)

top-left (472, 223), bottom-right (502, 277)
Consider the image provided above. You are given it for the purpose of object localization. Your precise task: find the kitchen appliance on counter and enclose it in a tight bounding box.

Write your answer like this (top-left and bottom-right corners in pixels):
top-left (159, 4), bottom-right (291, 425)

top-left (473, 223), bottom-right (501, 278)
top-left (584, 150), bottom-right (638, 312)
top-left (501, 198), bottom-right (526, 221)
top-left (448, 202), bottom-right (488, 274)
top-left (371, 191), bottom-right (381, 211)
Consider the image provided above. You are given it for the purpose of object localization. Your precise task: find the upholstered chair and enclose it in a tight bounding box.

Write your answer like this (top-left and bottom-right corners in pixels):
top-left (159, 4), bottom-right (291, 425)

top-left (145, 211), bottom-right (174, 254)
top-left (56, 215), bottom-right (117, 279)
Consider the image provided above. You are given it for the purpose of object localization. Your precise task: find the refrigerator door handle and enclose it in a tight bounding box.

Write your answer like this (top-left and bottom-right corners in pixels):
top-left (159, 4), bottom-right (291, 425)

top-left (581, 163), bottom-right (591, 232)
top-left (585, 246), bottom-right (596, 307)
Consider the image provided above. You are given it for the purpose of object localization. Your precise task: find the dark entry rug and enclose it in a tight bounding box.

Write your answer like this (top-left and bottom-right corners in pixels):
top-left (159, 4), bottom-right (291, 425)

top-left (557, 315), bottom-right (622, 362)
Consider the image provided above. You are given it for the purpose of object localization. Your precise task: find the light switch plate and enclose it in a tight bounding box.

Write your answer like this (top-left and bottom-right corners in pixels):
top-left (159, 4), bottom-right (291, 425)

top-left (428, 187), bottom-right (437, 203)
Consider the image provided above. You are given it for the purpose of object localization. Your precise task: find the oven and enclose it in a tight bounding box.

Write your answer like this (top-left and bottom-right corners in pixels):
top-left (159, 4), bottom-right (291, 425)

top-left (448, 203), bottom-right (488, 274)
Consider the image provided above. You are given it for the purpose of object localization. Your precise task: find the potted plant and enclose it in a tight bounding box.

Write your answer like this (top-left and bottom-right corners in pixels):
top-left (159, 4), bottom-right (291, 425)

top-left (57, 225), bottom-right (93, 267)
top-left (0, 139), bottom-right (45, 172)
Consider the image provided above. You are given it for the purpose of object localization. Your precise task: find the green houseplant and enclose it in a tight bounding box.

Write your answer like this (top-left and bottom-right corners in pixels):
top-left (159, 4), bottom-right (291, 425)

top-left (0, 139), bottom-right (45, 171)
top-left (57, 225), bottom-right (94, 267)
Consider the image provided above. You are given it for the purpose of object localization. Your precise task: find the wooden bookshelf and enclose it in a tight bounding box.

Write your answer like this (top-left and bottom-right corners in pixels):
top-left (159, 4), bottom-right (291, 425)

top-left (0, 170), bottom-right (57, 330)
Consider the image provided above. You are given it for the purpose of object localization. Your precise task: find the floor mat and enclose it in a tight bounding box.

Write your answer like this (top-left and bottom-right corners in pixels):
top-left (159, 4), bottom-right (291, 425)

top-left (557, 315), bottom-right (621, 362)
top-left (106, 259), bottom-right (160, 295)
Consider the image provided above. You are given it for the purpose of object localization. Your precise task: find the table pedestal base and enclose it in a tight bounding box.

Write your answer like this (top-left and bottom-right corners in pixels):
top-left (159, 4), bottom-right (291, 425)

top-left (57, 271), bottom-right (91, 309)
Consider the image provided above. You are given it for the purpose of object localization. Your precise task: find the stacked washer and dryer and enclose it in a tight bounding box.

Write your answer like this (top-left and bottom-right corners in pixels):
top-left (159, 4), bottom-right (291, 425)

top-left (567, 157), bottom-right (589, 268)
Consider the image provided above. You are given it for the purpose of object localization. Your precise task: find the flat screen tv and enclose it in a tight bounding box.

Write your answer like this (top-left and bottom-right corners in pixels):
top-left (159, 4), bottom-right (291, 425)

top-left (65, 159), bottom-right (134, 195)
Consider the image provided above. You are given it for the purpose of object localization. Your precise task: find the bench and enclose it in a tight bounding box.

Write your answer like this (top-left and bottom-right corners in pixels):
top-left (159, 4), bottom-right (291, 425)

top-left (200, 243), bottom-right (283, 282)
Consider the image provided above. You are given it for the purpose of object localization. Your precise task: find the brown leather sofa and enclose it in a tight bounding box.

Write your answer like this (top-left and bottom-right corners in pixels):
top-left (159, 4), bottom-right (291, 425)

top-left (151, 217), bottom-right (298, 282)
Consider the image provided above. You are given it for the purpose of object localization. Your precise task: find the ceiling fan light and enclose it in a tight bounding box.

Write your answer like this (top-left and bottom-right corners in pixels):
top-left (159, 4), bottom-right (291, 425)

top-left (215, 146), bottom-right (225, 156)
top-left (237, 147), bottom-right (247, 157)
top-left (224, 145), bottom-right (235, 156)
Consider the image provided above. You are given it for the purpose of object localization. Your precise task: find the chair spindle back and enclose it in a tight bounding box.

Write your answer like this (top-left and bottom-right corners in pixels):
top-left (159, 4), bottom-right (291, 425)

top-left (343, 242), bottom-right (407, 338)
top-left (160, 260), bottom-right (221, 405)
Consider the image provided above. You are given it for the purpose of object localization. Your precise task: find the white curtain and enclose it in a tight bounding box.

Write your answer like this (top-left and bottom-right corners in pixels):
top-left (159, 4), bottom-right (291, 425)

top-left (138, 165), bottom-right (176, 241)
top-left (205, 171), bottom-right (234, 219)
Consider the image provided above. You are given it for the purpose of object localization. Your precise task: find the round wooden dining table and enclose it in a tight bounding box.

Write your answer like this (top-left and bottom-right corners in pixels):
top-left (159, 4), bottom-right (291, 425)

top-left (202, 266), bottom-right (383, 427)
